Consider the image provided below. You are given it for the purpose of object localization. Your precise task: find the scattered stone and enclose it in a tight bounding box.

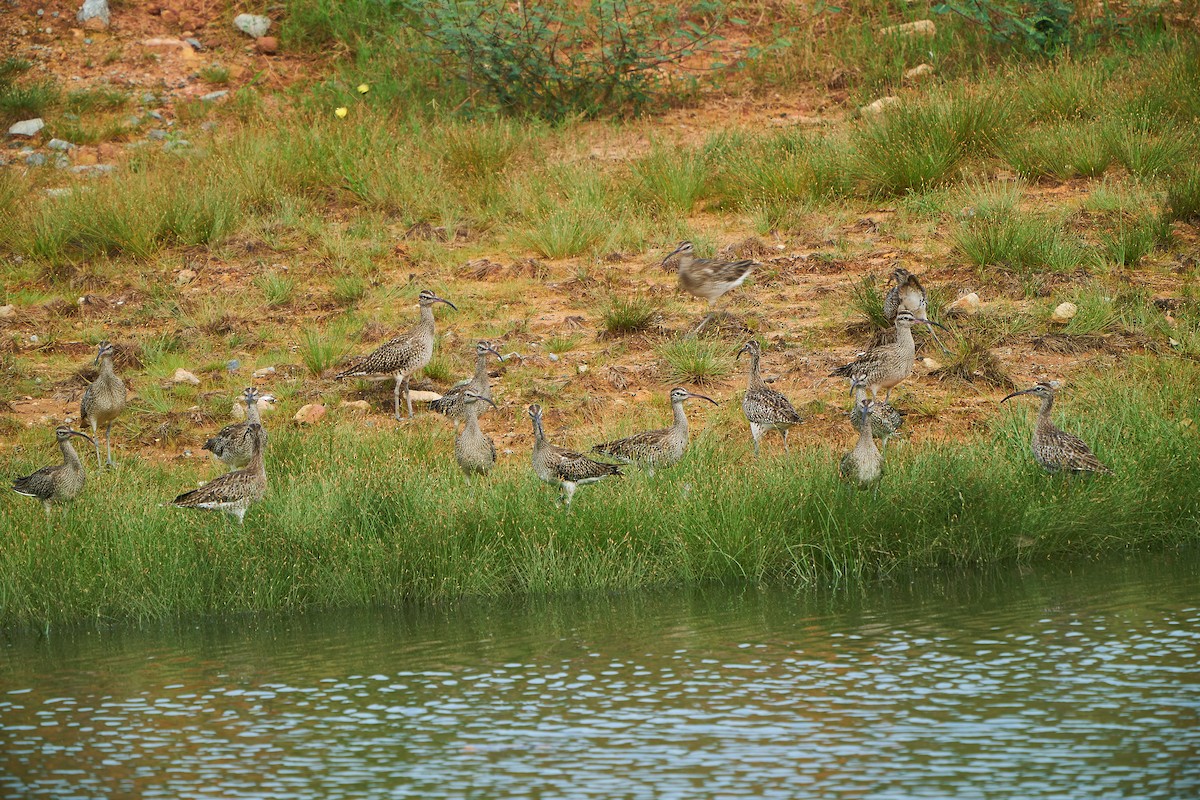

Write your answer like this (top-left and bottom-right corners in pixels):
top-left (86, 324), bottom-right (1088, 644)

top-left (8, 118), bottom-right (45, 137)
top-left (946, 292), bottom-right (981, 316)
top-left (904, 63), bottom-right (935, 82)
top-left (174, 268), bottom-right (197, 286)
top-left (577, 364), bottom-right (589, 375)
top-left (339, 400), bottom-right (371, 413)
top-left (47, 138), bottom-right (75, 151)
top-left (880, 19), bottom-right (936, 37)
top-left (172, 368), bottom-right (200, 386)
top-left (148, 110), bottom-right (165, 121)
top-left (294, 403), bottom-right (326, 425)
top-left (200, 121), bottom-right (218, 132)
top-left (200, 90), bottom-right (228, 102)
top-left (233, 13), bottom-right (271, 38)
top-left (547, 352), bottom-right (559, 362)
top-left (922, 357), bottom-right (942, 370)
top-left (0, 305), bottom-right (15, 319)
top-left (24, 153), bottom-right (47, 167)
top-left (78, 0), bottom-right (110, 29)
top-left (1051, 301), bottom-right (1078, 324)
top-left (44, 188), bottom-right (73, 198)
top-left (252, 366), bottom-right (276, 379)
top-left (185, 38), bottom-right (204, 51)
top-left (407, 390), bottom-right (443, 404)
top-left (255, 36), bottom-right (278, 55)
top-left (860, 96), bottom-right (901, 115)
top-left (55, 156), bottom-right (70, 169)
top-left (163, 140), bottom-right (191, 152)
top-left (147, 129), bottom-right (168, 140)
top-left (226, 359), bottom-right (240, 372)
top-left (70, 164), bottom-right (114, 176)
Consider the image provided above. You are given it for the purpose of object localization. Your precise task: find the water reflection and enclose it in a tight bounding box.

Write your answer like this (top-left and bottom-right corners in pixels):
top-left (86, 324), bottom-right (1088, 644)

top-left (2, 552), bottom-right (1198, 799)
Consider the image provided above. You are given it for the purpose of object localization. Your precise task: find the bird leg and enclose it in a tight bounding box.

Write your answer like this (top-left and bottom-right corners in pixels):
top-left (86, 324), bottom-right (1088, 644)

top-left (782, 429), bottom-right (790, 453)
top-left (750, 424), bottom-right (762, 457)
top-left (392, 373), bottom-right (403, 421)
top-left (562, 482), bottom-right (576, 509)
top-left (105, 422), bottom-right (114, 467)
top-left (42, 500), bottom-right (52, 518)
top-left (404, 376), bottom-right (414, 418)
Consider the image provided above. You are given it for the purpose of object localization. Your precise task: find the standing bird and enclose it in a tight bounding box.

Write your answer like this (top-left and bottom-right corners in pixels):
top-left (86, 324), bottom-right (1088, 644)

top-left (11, 426), bottom-right (94, 517)
top-left (737, 340), bottom-right (803, 455)
top-left (591, 387), bottom-right (717, 475)
top-left (429, 340), bottom-right (503, 426)
top-left (80, 340), bottom-right (127, 467)
top-left (202, 387), bottom-right (275, 471)
top-left (528, 404), bottom-right (622, 508)
top-left (830, 310), bottom-right (948, 403)
top-left (840, 397), bottom-right (883, 494)
top-left (849, 374), bottom-right (904, 459)
top-left (883, 267), bottom-right (947, 352)
top-left (335, 289), bottom-right (456, 420)
top-left (455, 390), bottom-right (498, 480)
top-left (171, 423), bottom-right (268, 524)
top-left (1001, 381), bottom-right (1112, 474)
top-left (662, 241), bottom-right (755, 335)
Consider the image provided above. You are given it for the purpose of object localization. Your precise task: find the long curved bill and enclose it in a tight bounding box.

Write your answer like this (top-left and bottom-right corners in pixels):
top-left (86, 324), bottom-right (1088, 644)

top-left (686, 391), bottom-right (718, 405)
top-left (1000, 388), bottom-right (1034, 403)
top-left (433, 295), bottom-right (458, 311)
top-left (914, 317), bottom-right (950, 353)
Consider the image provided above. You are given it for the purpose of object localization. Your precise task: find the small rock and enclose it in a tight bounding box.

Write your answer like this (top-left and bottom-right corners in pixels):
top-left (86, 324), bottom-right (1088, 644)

top-left (172, 368), bottom-right (200, 386)
top-left (294, 403), bottom-right (326, 425)
top-left (47, 138), bottom-right (75, 151)
top-left (860, 96), bottom-right (901, 115)
top-left (230, 401), bottom-right (246, 421)
top-left (407, 390), bottom-right (443, 403)
top-left (44, 188), bottom-right (73, 198)
top-left (226, 359), bottom-right (240, 372)
top-left (163, 140), bottom-right (191, 152)
top-left (30, 335), bottom-right (39, 343)
top-left (252, 366), bottom-right (276, 379)
top-left (339, 400), bottom-right (371, 413)
top-left (255, 36), bottom-right (278, 55)
top-left (0, 305), bottom-right (15, 318)
top-left (174, 268), bottom-right (197, 286)
top-left (1051, 301), bottom-right (1078, 324)
top-left (199, 90), bottom-right (228, 102)
top-left (547, 353), bottom-right (559, 362)
top-left (922, 357), bottom-right (942, 370)
top-left (577, 364), bottom-right (588, 375)
top-left (78, 0), bottom-right (110, 27)
top-left (200, 121), bottom-right (218, 132)
top-left (233, 13), bottom-right (271, 38)
top-left (904, 63), bottom-right (935, 82)
top-left (24, 152), bottom-right (47, 167)
top-left (185, 38), bottom-right (204, 51)
top-left (946, 292), bottom-right (981, 316)
top-left (879, 19), bottom-right (936, 37)
top-left (148, 110), bottom-right (165, 121)
top-left (70, 164), bottom-right (114, 176)
top-left (8, 118), bottom-right (45, 137)
top-left (147, 129), bottom-right (168, 141)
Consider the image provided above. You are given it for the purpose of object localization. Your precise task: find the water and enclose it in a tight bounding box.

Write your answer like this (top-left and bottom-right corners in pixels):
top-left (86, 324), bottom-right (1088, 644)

top-left (2, 552), bottom-right (1197, 799)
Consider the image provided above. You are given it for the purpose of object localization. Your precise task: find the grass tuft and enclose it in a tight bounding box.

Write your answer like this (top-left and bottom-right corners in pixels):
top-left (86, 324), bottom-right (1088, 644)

top-left (657, 339), bottom-right (734, 385)
top-left (601, 296), bottom-right (660, 337)
top-left (256, 272), bottom-right (297, 308)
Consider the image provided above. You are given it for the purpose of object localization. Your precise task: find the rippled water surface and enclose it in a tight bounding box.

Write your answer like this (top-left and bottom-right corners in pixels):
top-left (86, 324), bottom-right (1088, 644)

top-left (2, 552), bottom-right (1198, 799)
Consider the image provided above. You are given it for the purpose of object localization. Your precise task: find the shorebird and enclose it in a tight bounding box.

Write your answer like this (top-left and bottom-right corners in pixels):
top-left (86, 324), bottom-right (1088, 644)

top-left (591, 387), bottom-right (717, 475)
top-left (840, 397), bottom-right (883, 494)
top-left (172, 423), bottom-right (268, 524)
top-left (455, 390), bottom-right (498, 480)
top-left (80, 340), bottom-right (127, 467)
top-left (849, 374), bottom-right (904, 459)
top-left (1002, 381), bottom-right (1112, 474)
top-left (830, 310), bottom-right (948, 402)
top-left (430, 340), bottom-right (503, 426)
top-left (662, 241), bottom-right (755, 335)
top-left (202, 387), bottom-right (275, 471)
top-left (528, 404), bottom-right (621, 508)
top-left (883, 267), bottom-right (947, 352)
top-left (737, 339), bottom-right (802, 454)
top-left (335, 289), bottom-right (456, 420)
top-left (11, 426), bottom-right (94, 516)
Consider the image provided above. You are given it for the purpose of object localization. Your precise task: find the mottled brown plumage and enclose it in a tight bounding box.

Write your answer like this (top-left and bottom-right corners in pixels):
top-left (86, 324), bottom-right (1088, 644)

top-left (591, 387), bottom-right (716, 474)
top-left (454, 391), bottom-right (497, 479)
top-left (80, 341), bottom-right (127, 467)
top-left (336, 289), bottom-right (456, 419)
top-left (662, 241), bottom-right (755, 335)
top-left (882, 267), bottom-right (948, 352)
top-left (830, 311), bottom-right (947, 402)
top-left (172, 424), bottom-right (268, 524)
top-left (202, 387), bottom-right (274, 471)
top-left (737, 340), bottom-right (802, 455)
top-left (11, 426), bottom-right (94, 516)
top-left (430, 341), bottom-right (502, 425)
top-left (1002, 382), bottom-right (1112, 475)
top-left (840, 397), bottom-right (883, 493)
top-left (849, 375), bottom-right (904, 459)
top-left (529, 404), bottom-right (621, 508)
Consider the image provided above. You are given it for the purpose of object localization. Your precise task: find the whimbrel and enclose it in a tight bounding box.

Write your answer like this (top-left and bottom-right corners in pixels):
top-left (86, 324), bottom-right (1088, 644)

top-left (11, 426), bottom-right (94, 516)
top-left (662, 241), bottom-right (755, 335)
top-left (1002, 381), bottom-right (1112, 474)
top-left (528, 404), bottom-right (621, 508)
top-left (430, 340), bottom-right (503, 426)
top-left (336, 289), bottom-right (456, 420)
top-left (849, 374), bottom-right (903, 459)
top-left (830, 310), bottom-right (947, 402)
top-left (80, 340), bottom-right (127, 467)
top-left (202, 387), bottom-right (275, 471)
top-left (737, 340), bottom-right (802, 454)
top-left (840, 397), bottom-right (883, 494)
top-left (172, 423), bottom-right (268, 524)
top-left (882, 267), bottom-right (947, 352)
top-left (455, 390), bottom-right (498, 480)
top-left (591, 387), bottom-right (717, 475)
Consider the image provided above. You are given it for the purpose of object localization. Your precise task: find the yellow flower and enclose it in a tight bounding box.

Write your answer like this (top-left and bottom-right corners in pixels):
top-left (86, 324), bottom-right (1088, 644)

top-left (335, 107), bottom-right (348, 118)
top-left (357, 84), bottom-right (370, 94)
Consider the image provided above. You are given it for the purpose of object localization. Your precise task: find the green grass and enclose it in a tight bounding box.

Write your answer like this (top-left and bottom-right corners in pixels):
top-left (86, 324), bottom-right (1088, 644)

top-left (631, 146), bottom-right (711, 215)
top-left (602, 296), bottom-right (661, 337)
top-left (256, 272), bottom-right (297, 308)
top-left (657, 338), bottom-right (734, 385)
top-left (300, 327), bottom-right (349, 376)
top-left (1162, 166), bottom-right (1200, 224)
top-left (198, 64), bottom-right (231, 86)
top-left (1, 358), bottom-right (1197, 626)
top-left (331, 274), bottom-right (368, 307)
top-left (65, 86), bottom-right (128, 113)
